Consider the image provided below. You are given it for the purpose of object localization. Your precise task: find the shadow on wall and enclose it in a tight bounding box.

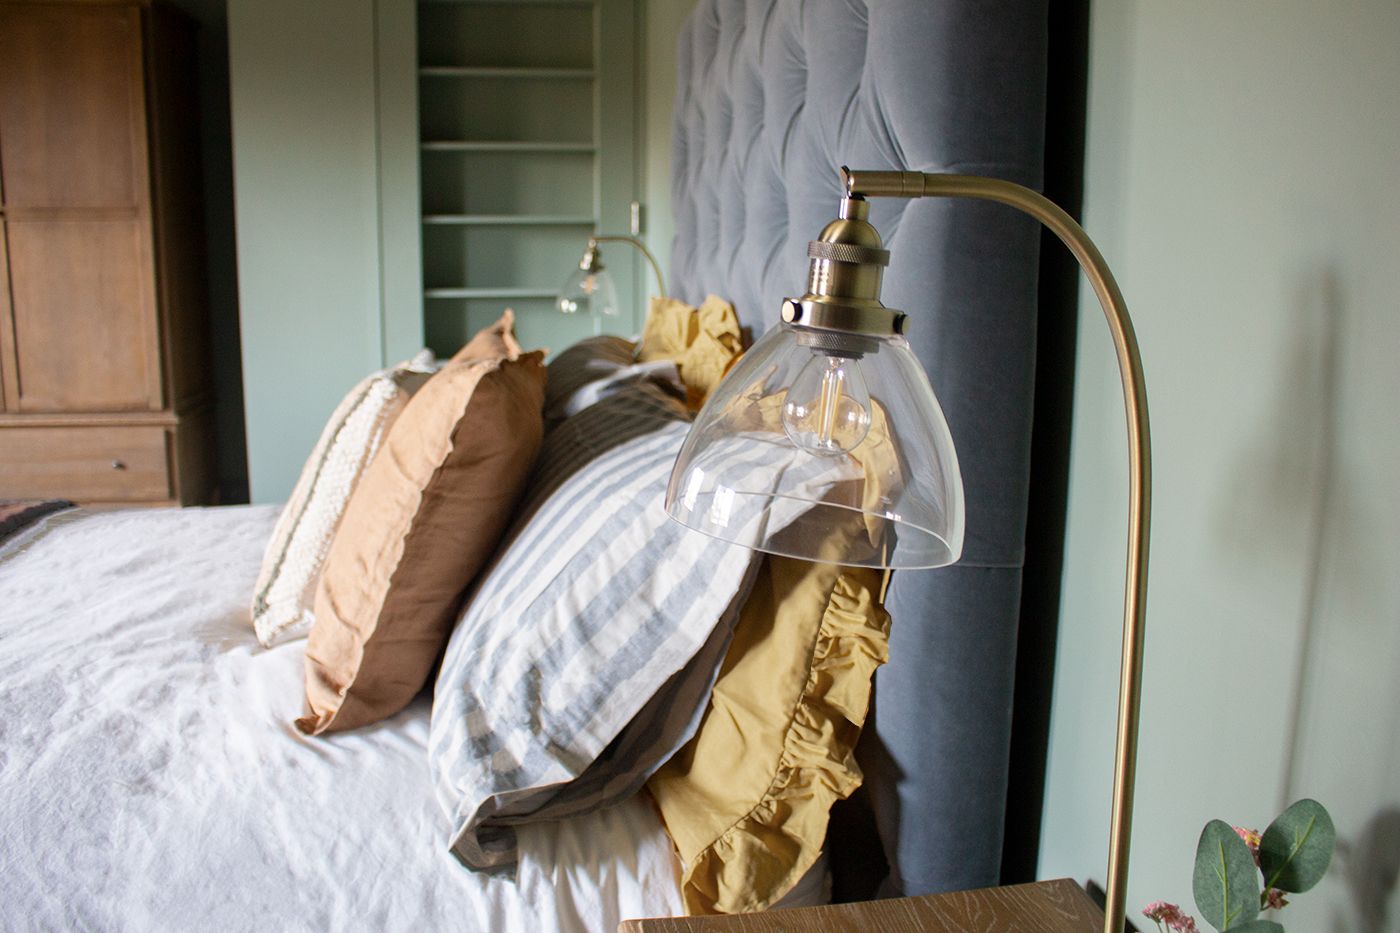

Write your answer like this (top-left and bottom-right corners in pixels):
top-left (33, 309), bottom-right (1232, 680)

top-left (1221, 264), bottom-right (1392, 631)
top-left (1214, 267), bottom-right (1360, 774)
top-left (1219, 267), bottom-right (1400, 933)
top-left (1214, 268), bottom-right (1345, 573)
top-left (1332, 807), bottom-right (1400, 933)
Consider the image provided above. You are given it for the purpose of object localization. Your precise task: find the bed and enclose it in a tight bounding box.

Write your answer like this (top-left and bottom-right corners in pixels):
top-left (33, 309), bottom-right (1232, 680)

top-left (0, 0), bottom-right (1048, 928)
top-left (0, 506), bottom-right (684, 931)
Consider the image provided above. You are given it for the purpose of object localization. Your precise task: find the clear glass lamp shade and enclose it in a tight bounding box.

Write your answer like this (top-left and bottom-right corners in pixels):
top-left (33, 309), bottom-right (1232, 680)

top-left (665, 322), bottom-right (965, 569)
top-left (556, 267), bottom-right (621, 318)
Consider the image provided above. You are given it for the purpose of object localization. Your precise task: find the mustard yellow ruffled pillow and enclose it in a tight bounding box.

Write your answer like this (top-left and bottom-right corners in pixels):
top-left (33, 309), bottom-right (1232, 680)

top-left (638, 295), bottom-right (744, 408)
top-left (647, 554), bottom-right (890, 915)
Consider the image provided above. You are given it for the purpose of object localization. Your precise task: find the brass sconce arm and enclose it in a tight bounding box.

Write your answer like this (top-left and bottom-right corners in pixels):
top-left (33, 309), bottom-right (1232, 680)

top-left (589, 235), bottom-right (668, 300)
top-left (843, 167), bottom-right (1152, 933)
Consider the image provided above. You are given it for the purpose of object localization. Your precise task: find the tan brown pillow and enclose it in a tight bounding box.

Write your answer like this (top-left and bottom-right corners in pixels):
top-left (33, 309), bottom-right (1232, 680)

top-left (296, 349), bottom-right (546, 734)
top-left (452, 307), bottom-right (524, 363)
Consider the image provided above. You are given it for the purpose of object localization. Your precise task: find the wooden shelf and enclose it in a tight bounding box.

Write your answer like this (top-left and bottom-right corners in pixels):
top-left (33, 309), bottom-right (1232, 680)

top-left (419, 66), bottom-right (594, 80)
top-left (424, 287), bottom-right (558, 300)
top-left (420, 140), bottom-right (595, 153)
top-left (421, 213), bottom-right (594, 226)
top-left (414, 0), bottom-right (633, 359)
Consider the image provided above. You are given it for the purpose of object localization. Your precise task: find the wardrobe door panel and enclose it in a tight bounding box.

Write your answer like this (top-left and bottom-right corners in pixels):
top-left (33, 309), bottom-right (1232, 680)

top-left (6, 219), bottom-right (160, 412)
top-left (0, 4), bottom-right (148, 210)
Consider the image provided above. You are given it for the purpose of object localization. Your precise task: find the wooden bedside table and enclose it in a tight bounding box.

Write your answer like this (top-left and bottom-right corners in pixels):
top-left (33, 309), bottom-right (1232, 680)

top-left (619, 878), bottom-right (1104, 932)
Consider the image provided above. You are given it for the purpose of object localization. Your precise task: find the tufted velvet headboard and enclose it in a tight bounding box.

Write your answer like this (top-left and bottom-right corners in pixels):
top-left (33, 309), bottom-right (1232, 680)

top-left (669, 0), bottom-right (1049, 899)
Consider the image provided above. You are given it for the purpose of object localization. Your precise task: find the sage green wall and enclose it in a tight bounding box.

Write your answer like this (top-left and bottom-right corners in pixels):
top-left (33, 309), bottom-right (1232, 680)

top-left (229, 0), bottom-right (390, 503)
top-left (231, 0), bottom-right (682, 502)
top-left (639, 0), bottom-right (694, 304)
top-left (1039, 2), bottom-right (1400, 928)
top-left (376, 1), bottom-right (428, 366)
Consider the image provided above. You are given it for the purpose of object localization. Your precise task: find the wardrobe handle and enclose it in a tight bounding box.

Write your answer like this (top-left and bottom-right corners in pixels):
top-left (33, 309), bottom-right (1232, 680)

top-left (111, 460), bottom-right (127, 471)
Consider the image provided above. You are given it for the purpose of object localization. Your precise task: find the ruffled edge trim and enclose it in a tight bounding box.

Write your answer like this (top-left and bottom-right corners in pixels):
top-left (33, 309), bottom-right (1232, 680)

top-left (679, 567), bottom-right (891, 915)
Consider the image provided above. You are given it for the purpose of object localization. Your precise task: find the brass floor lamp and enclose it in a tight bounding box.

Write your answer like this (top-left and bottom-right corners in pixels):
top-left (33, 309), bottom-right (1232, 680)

top-left (666, 167), bottom-right (1151, 933)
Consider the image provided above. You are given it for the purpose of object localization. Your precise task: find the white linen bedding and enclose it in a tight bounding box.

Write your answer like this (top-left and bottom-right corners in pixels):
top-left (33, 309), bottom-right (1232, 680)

top-left (0, 505), bottom-right (685, 933)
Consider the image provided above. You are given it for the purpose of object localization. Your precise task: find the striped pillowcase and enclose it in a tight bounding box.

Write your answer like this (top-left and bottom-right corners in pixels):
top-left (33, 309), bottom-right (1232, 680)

top-left (429, 381), bottom-right (764, 873)
top-left (544, 335), bottom-right (684, 423)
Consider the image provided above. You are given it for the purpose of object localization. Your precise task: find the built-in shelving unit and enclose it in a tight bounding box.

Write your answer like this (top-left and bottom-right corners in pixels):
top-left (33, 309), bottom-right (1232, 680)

top-left (415, 0), bottom-right (638, 356)
top-left (424, 287), bottom-right (560, 300)
top-left (419, 141), bottom-right (597, 153)
top-left (420, 66), bottom-right (595, 79)
top-left (421, 214), bottom-right (597, 226)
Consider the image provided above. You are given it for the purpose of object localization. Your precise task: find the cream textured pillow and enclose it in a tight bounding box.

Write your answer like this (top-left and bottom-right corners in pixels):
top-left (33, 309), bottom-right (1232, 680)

top-left (249, 349), bottom-right (435, 648)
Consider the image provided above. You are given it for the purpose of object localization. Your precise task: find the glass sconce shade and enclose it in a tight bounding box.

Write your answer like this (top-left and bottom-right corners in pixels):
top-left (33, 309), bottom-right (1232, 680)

top-left (665, 322), bottom-right (965, 569)
top-left (556, 266), bottom-right (621, 318)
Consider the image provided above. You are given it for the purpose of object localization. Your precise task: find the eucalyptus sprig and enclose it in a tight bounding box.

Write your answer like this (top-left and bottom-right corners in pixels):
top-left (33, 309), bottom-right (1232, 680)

top-left (1144, 799), bottom-right (1335, 933)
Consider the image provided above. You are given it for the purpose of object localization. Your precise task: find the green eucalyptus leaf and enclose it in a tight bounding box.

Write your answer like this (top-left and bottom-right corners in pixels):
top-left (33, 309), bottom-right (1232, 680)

top-left (1193, 819), bottom-right (1262, 931)
top-left (1226, 922), bottom-right (1285, 933)
top-left (1260, 798), bottom-right (1336, 893)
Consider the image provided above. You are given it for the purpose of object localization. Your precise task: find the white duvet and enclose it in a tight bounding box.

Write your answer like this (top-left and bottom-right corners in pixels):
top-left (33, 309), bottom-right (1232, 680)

top-left (0, 505), bottom-right (685, 933)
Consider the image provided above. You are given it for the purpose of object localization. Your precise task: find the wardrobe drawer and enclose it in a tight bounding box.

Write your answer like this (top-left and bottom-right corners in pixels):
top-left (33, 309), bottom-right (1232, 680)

top-left (0, 425), bottom-right (173, 502)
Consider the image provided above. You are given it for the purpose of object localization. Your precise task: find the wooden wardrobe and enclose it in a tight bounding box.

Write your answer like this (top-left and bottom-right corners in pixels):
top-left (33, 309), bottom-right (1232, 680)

top-left (0, 0), bottom-right (214, 506)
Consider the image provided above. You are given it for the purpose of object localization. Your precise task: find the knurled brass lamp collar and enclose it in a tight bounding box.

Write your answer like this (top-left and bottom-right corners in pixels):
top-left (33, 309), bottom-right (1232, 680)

top-left (780, 195), bottom-right (906, 339)
top-left (780, 298), bottom-right (906, 344)
top-left (579, 240), bottom-right (604, 273)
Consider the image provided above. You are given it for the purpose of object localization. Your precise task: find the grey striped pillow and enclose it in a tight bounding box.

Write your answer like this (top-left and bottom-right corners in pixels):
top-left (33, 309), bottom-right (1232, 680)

top-left (428, 381), bottom-right (762, 874)
top-left (544, 335), bottom-right (683, 424)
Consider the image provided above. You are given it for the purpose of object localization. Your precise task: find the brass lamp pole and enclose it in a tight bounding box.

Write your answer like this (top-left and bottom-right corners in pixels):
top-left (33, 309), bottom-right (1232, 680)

top-left (841, 168), bottom-right (1151, 933)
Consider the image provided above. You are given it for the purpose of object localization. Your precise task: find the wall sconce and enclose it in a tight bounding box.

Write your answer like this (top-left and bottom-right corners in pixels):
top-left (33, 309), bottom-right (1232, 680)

top-left (557, 235), bottom-right (668, 332)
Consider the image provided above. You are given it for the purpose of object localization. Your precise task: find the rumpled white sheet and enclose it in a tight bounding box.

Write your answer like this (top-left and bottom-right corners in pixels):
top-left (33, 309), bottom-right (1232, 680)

top-left (0, 505), bottom-right (685, 933)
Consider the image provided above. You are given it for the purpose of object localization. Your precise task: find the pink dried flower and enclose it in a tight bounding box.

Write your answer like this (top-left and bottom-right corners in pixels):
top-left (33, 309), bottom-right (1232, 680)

top-left (1143, 901), bottom-right (1201, 933)
top-left (1231, 825), bottom-right (1290, 910)
top-left (1234, 825), bottom-right (1263, 866)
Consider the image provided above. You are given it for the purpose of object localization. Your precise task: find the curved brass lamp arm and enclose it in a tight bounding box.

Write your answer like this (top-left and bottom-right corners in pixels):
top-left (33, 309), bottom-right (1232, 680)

top-left (844, 168), bottom-right (1152, 933)
top-left (590, 235), bottom-right (668, 300)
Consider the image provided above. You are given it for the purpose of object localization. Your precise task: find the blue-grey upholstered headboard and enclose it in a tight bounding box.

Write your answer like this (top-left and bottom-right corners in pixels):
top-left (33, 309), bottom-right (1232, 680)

top-left (670, 0), bottom-right (1048, 898)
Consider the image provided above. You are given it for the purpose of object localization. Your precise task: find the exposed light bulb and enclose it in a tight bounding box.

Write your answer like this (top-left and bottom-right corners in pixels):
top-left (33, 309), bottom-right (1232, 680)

top-left (781, 352), bottom-right (872, 454)
top-left (556, 267), bottom-right (620, 317)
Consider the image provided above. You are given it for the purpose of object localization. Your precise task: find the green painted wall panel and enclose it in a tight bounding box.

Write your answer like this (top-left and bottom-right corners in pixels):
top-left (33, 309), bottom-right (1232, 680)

top-left (639, 0), bottom-right (694, 308)
top-left (593, 0), bottom-right (642, 336)
top-left (232, 0), bottom-right (680, 500)
top-left (229, 0), bottom-right (385, 503)
top-left (1039, 2), bottom-right (1400, 927)
top-left (377, 0), bottom-right (427, 364)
